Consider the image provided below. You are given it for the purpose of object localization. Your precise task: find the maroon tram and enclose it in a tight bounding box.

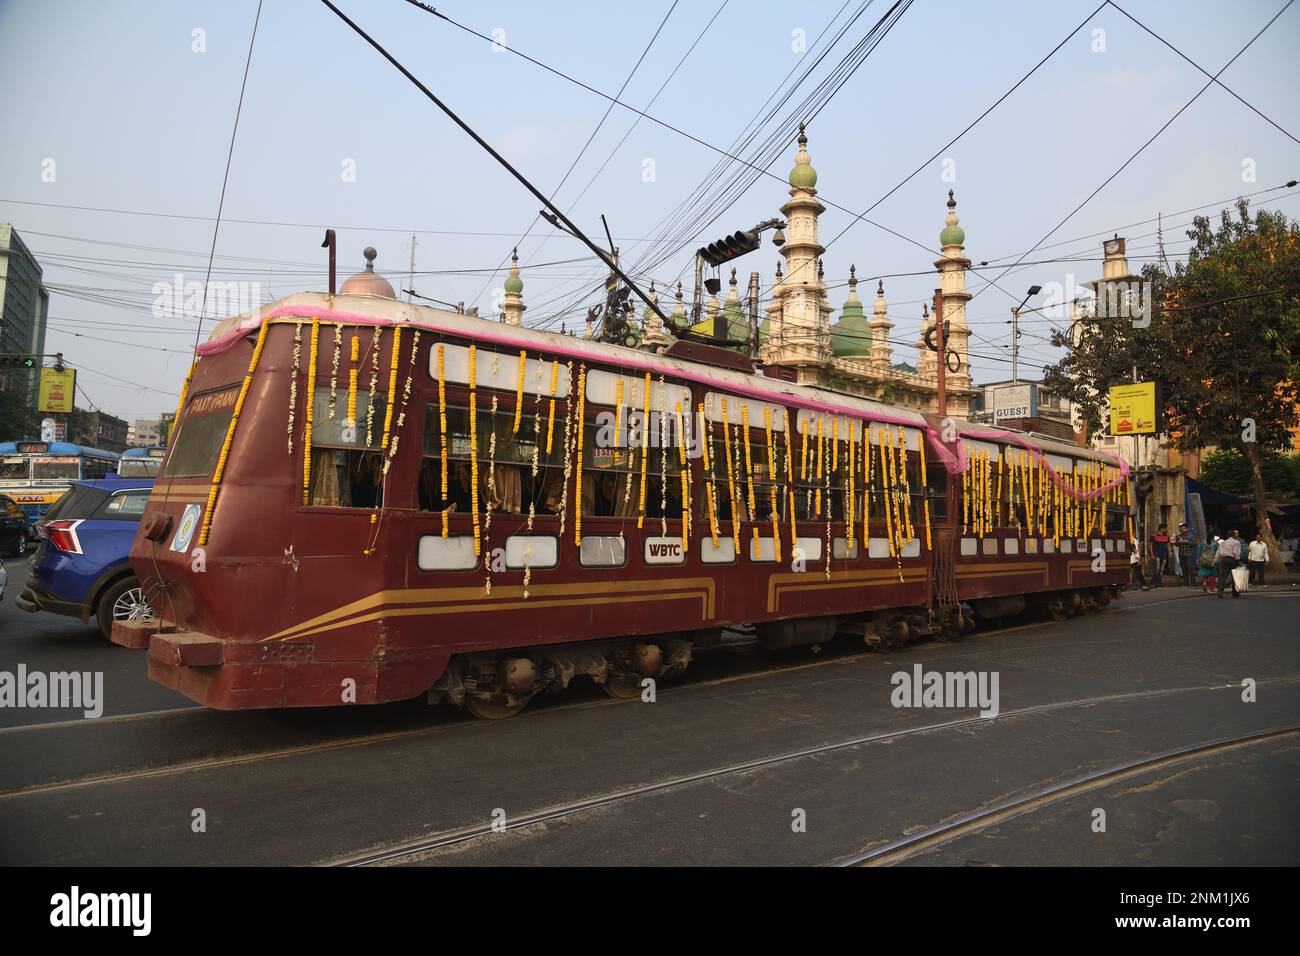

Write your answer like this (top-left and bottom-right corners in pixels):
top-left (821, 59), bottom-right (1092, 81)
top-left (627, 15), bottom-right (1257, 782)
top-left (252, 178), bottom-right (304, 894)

top-left (123, 289), bottom-right (1131, 716)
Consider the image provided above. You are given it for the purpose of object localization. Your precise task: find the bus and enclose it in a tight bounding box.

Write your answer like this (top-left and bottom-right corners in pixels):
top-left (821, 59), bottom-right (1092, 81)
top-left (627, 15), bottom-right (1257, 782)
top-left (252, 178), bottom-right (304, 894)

top-left (0, 441), bottom-right (121, 522)
top-left (117, 446), bottom-right (167, 478)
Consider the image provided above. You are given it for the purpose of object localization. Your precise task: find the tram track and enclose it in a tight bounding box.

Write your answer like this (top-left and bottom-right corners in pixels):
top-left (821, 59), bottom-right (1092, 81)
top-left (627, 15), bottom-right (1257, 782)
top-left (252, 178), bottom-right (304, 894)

top-left (0, 592), bottom-right (1270, 799)
top-left (1, 592), bottom-right (1277, 800)
top-left (834, 726), bottom-right (1300, 867)
top-left (0, 586), bottom-right (1217, 740)
top-left (321, 677), bottom-right (1300, 866)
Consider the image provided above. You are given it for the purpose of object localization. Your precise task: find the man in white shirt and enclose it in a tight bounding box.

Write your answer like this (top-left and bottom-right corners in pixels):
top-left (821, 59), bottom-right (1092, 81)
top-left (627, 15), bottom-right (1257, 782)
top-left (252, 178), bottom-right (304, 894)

top-left (1247, 534), bottom-right (1270, 587)
top-left (1215, 530), bottom-right (1243, 598)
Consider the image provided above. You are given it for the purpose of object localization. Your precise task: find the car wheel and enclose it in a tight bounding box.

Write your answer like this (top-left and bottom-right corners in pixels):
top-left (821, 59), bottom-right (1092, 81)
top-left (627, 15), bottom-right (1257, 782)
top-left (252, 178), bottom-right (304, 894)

top-left (96, 577), bottom-right (153, 639)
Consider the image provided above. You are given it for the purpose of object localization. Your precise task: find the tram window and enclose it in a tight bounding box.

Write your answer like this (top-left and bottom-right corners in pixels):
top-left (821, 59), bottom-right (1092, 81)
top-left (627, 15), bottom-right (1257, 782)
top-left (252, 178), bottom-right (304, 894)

top-left (313, 387), bottom-right (387, 447)
top-left (309, 450), bottom-right (385, 508)
top-left (422, 403), bottom-right (563, 517)
top-left (163, 409), bottom-right (235, 478)
top-left (1, 457), bottom-right (29, 480)
top-left (925, 464), bottom-right (948, 520)
top-left (1105, 507), bottom-right (1125, 533)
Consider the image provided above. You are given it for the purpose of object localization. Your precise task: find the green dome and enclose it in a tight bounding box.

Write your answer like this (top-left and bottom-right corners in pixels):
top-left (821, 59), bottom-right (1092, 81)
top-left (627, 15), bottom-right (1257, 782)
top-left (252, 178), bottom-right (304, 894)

top-left (789, 160), bottom-right (817, 190)
top-left (830, 299), bottom-right (871, 357)
top-left (788, 123), bottom-right (817, 189)
top-left (504, 273), bottom-right (523, 294)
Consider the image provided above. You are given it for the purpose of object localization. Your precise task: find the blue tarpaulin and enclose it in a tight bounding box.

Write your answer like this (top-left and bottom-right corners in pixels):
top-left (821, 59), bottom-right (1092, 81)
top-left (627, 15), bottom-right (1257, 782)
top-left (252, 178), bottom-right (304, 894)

top-left (1185, 475), bottom-right (1250, 507)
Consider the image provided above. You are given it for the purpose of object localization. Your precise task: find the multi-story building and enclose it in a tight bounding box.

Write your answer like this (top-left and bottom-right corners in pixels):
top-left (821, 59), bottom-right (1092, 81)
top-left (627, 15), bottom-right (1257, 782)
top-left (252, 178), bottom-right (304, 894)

top-left (0, 224), bottom-right (50, 407)
top-left (127, 418), bottom-right (164, 447)
top-left (969, 379), bottom-right (1076, 441)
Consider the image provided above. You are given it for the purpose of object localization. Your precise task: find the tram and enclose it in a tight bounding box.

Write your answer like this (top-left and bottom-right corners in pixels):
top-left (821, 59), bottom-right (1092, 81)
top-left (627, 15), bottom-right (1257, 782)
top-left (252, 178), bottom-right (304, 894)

top-left (124, 288), bottom-right (1131, 716)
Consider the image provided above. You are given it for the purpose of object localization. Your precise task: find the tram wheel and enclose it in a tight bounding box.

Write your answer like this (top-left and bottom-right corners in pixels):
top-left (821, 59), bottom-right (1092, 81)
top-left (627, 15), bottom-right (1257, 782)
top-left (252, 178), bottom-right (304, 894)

top-left (600, 674), bottom-right (645, 700)
top-left (464, 695), bottom-right (528, 720)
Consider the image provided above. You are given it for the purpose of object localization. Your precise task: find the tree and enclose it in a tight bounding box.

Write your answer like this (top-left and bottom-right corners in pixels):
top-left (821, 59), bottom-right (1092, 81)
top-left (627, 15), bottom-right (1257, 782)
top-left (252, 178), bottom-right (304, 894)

top-left (0, 382), bottom-right (38, 442)
top-left (1044, 200), bottom-right (1300, 573)
top-left (1199, 449), bottom-right (1299, 499)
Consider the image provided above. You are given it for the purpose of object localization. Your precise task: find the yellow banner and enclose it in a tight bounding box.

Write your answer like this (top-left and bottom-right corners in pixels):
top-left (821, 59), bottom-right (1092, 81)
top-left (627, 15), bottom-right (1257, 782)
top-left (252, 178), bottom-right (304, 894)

top-left (1109, 382), bottom-right (1157, 435)
top-left (38, 368), bottom-right (76, 414)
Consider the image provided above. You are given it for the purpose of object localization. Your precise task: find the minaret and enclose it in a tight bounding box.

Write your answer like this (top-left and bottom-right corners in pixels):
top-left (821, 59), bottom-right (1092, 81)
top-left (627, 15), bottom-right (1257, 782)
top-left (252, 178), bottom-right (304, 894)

top-left (758, 124), bottom-right (832, 379)
top-left (640, 281), bottom-right (673, 348)
top-left (933, 190), bottom-right (972, 387)
top-left (868, 279), bottom-right (894, 368)
top-left (502, 248), bottom-right (526, 325)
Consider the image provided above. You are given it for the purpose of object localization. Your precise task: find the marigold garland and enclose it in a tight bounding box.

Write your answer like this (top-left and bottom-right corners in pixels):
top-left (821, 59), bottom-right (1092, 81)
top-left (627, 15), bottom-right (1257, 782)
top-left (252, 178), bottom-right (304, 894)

top-left (468, 344), bottom-right (481, 556)
top-left (174, 356), bottom-right (198, 424)
top-left (574, 364), bottom-right (587, 547)
top-left (658, 376), bottom-right (668, 538)
top-left (636, 372), bottom-right (651, 529)
top-left (721, 399), bottom-right (740, 551)
top-left (328, 323), bottom-right (342, 420)
top-left (614, 376), bottom-right (624, 466)
top-left (545, 360), bottom-right (559, 455)
top-left (764, 408), bottom-right (780, 561)
top-left (741, 404), bottom-right (758, 546)
top-left (302, 317), bottom-right (321, 505)
top-left (484, 394), bottom-right (499, 595)
top-left (701, 404), bottom-right (720, 548)
top-left (675, 401), bottom-right (689, 549)
top-left (198, 320), bottom-right (269, 547)
top-left (364, 327), bottom-right (380, 449)
top-left (558, 362), bottom-right (575, 540)
top-left (287, 321), bottom-right (302, 455)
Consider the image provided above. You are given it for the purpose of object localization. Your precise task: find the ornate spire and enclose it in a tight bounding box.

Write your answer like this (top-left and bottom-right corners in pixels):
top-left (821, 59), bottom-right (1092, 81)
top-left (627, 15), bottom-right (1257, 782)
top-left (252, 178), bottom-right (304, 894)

top-left (501, 245), bottom-right (526, 324)
top-left (788, 123), bottom-right (818, 190)
top-left (940, 189), bottom-right (965, 247)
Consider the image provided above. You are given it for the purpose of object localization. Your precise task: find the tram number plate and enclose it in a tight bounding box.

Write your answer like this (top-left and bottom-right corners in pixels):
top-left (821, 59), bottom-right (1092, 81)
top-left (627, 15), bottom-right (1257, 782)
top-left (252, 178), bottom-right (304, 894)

top-left (644, 537), bottom-right (685, 565)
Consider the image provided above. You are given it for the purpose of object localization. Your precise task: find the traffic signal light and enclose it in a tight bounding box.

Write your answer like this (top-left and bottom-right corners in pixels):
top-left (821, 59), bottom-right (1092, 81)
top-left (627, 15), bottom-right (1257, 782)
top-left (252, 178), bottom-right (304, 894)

top-left (1, 355), bottom-right (37, 368)
top-left (698, 229), bottom-right (762, 268)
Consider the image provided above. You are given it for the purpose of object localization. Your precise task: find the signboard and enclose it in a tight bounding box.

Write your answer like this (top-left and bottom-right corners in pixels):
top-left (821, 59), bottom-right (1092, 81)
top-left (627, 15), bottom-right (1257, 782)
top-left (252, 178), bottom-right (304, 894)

top-left (991, 383), bottom-right (1037, 423)
top-left (1108, 382), bottom-right (1158, 435)
top-left (15, 441), bottom-right (49, 454)
top-left (38, 368), bottom-right (76, 414)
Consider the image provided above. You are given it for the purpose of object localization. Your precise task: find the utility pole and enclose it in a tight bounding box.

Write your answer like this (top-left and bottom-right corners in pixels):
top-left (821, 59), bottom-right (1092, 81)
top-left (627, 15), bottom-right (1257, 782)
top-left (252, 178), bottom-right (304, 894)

top-left (407, 230), bottom-right (417, 303)
top-left (932, 289), bottom-right (947, 420)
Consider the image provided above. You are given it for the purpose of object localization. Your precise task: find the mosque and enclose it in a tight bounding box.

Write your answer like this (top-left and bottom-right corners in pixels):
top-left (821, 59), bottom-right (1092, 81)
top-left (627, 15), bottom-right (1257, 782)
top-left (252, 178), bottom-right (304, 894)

top-left (498, 125), bottom-right (979, 419)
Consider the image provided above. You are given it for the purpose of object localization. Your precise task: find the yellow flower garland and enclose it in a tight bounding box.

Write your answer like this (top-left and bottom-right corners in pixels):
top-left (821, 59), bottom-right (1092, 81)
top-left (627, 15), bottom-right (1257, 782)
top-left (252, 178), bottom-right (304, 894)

top-left (469, 345), bottom-right (481, 556)
top-left (302, 317), bottom-right (321, 505)
top-left (701, 403), bottom-right (719, 548)
top-left (198, 320), bottom-right (269, 547)
top-left (574, 364), bottom-right (587, 547)
top-left (513, 349), bottom-right (526, 435)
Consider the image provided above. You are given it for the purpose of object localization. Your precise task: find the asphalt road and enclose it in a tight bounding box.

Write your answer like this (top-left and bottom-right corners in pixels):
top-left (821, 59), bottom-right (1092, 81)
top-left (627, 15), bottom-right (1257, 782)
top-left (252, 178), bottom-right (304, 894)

top-left (2, 553), bottom-right (1298, 866)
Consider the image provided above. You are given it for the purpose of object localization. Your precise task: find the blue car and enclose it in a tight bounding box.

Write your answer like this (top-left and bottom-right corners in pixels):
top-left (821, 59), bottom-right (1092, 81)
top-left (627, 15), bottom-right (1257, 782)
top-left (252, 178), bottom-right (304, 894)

top-left (15, 478), bottom-right (155, 638)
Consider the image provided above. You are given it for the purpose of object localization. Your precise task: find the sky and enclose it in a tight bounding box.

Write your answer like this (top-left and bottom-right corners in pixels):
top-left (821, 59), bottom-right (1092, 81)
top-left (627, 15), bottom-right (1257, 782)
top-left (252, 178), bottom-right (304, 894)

top-left (1, 0), bottom-right (1297, 424)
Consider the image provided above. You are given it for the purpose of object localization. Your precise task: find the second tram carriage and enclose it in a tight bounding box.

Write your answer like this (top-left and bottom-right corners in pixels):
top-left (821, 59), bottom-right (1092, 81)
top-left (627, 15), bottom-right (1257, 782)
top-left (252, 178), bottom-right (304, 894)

top-left (124, 291), bottom-right (1131, 715)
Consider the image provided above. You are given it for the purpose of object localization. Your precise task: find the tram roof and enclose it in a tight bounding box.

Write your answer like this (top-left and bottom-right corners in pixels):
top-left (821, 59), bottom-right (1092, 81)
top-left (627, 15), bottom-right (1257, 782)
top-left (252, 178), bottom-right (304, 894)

top-left (204, 292), bottom-right (1122, 469)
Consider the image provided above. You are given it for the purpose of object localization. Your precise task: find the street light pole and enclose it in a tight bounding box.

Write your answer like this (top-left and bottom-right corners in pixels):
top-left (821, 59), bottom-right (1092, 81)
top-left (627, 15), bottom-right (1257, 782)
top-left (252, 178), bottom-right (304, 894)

top-left (1010, 285), bottom-right (1042, 385)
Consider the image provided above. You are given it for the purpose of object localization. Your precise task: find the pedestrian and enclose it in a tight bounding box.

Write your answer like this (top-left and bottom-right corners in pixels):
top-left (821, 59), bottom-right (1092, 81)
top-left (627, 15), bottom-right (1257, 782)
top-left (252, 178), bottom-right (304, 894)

top-left (1216, 529), bottom-right (1243, 598)
top-left (1149, 524), bottom-right (1170, 587)
top-left (1247, 533), bottom-right (1270, 588)
top-left (1130, 536), bottom-right (1149, 590)
top-left (1174, 523), bottom-right (1196, 587)
top-left (1195, 536), bottom-right (1218, 592)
